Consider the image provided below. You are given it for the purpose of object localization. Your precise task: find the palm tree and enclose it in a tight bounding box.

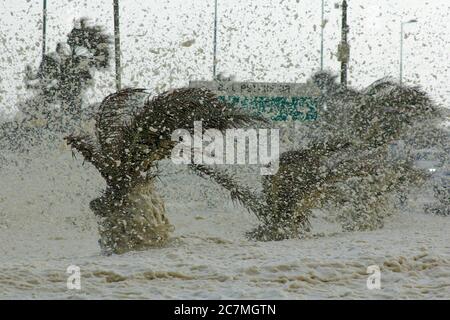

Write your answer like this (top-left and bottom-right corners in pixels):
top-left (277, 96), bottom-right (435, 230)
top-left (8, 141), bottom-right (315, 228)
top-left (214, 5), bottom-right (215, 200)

top-left (250, 72), bottom-right (440, 240)
top-left (67, 72), bottom-right (442, 253)
top-left (192, 72), bottom-right (442, 240)
top-left (0, 19), bottom-right (112, 154)
top-left (66, 88), bottom-right (263, 254)
top-left (24, 19), bottom-right (112, 124)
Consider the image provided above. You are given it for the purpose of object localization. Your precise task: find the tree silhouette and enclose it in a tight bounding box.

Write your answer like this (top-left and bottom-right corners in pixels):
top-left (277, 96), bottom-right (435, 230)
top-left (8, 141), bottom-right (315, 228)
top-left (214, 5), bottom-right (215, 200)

top-left (66, 87), bottom-right (264, 254)
top-left (193, 72), bottom-right (443, 240)
top-left (67, 71), bottom-right (443, 253)
top-left (24, 18), bottom-right (111, 122)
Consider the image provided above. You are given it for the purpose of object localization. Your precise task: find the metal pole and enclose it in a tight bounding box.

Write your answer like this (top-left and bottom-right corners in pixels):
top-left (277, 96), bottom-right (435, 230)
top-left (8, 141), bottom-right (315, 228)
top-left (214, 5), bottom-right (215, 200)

top-left (113, 0), bottom-right (122, 91)
top-left (340, 0), bottom-right (348, 87)
top-left (320, 0), bottom-right (324, 71)
top-left (400, 22), bottom-right (404, 85)
top-left (399, 19), bottom-right (417, 85)
top-left (42, 0), bottom-right (48, 107)
top-left (42, 0), bottom-right (47, 60)
top-left (213, 0), bottom-right (218, 80)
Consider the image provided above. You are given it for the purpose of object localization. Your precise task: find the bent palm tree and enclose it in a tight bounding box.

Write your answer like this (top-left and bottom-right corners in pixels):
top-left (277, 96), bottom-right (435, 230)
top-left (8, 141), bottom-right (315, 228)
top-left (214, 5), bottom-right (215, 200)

top-left (66, 87), bottom-right (263, 254)
top-left (191, 72), bottom-right (442, 240)
top-left (264, 73), bottom-right (440, 239)
top-left (67, 72), bottom-right (443, 251)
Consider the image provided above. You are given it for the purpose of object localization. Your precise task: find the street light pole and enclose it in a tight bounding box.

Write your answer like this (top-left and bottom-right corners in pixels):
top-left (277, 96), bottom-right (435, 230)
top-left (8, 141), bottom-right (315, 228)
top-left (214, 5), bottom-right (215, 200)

top-left (400, 22), bottom-right (404, 85)
top-left (340, 0), bottom-right (349, 87)
top-left (42, 0), bottom-right (47, 61)
top-left (213, 0), bottom-right (218, 80)
top-left (113, 0), bottom-right (122, 91)
top-left (400, 19), bottom-right (418, 85)
top-left (320, 0), bottom-right (324, 71)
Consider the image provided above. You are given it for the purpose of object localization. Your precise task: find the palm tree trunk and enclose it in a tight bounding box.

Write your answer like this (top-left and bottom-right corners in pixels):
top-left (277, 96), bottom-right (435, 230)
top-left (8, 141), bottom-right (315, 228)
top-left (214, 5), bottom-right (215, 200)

top-left (92, 182), bottom-right (174, 255)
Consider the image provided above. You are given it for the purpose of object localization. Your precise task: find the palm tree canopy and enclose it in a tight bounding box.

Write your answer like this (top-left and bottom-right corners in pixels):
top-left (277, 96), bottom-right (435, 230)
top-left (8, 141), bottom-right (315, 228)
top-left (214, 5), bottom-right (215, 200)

top-left (25, 19), bottom-right (112, 114)
top-left (67, 87), bottom-right (265, 194)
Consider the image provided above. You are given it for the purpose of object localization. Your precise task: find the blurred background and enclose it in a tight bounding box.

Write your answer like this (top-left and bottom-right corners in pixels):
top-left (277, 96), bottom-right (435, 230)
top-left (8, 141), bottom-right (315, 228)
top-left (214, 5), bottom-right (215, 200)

top-left (0, 0), bottom-right (449, 117)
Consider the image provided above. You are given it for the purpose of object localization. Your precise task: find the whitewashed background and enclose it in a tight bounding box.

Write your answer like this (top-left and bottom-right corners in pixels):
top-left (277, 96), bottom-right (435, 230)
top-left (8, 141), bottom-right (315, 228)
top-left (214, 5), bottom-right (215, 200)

top-left (0, 0), bottom-right (449, 116)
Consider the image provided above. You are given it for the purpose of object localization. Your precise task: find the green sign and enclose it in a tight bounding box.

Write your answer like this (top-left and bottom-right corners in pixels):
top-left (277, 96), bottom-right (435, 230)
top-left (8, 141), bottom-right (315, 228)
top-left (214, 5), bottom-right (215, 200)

top-left (219, 95), bottom-right (318, 121)
top-left (189, 80), bottom-right (321, 121)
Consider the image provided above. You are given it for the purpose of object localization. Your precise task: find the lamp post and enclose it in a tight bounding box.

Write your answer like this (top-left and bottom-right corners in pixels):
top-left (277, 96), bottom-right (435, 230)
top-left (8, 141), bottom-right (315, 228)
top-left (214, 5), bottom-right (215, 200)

top-left (400, 19), bottom-right (418, 85)
top-left (335, 0), bottom-right (350, 87)
top-left (339, 0), bottom-right (349, 88)
top-left (212, 0), bottom-right (218, 80)
top-left (320, 0), bottom-right (325, 71)
top-left (113, 0), bottom-right (122, 91)
top-left (42, 0), bottom-right (47, 60)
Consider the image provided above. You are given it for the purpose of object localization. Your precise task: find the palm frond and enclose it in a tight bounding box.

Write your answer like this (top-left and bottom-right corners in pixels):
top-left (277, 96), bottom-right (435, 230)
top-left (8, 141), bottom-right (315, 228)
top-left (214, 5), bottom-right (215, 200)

top-left (65, 134), bottom-right (109, 179)
top-left (73, 86), bottom-right (265, 194)
top-left (190, 164), bottom-right (269, 223)
top-left (67, 18), bottom-right (112, 68)
top-left (95, 88), bottom-right (148, 159)
top-left (130, 88), bottom-right (265, 139)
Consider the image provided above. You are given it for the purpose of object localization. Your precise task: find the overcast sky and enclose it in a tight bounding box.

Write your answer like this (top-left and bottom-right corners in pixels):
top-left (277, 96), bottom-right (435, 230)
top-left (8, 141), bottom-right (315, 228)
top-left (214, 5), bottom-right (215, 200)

top-left (0, 0), bottom-right (449, 116)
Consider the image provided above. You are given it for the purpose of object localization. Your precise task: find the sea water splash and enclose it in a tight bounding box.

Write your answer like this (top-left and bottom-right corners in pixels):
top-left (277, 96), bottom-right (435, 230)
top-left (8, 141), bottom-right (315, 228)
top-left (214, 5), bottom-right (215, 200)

top-left (0, 128), bottom-right (449, 299)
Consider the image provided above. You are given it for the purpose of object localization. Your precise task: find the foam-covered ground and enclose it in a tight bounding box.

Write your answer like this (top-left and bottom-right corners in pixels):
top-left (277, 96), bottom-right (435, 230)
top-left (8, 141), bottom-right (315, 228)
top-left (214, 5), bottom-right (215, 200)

top-left (0, 144), bottom-right (449, 299)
